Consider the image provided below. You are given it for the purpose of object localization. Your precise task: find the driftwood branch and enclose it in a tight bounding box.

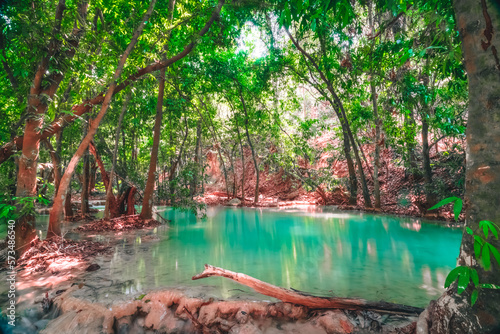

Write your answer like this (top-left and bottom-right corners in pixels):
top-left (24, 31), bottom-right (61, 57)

top-left (192, 264), bottom-right (423, 316)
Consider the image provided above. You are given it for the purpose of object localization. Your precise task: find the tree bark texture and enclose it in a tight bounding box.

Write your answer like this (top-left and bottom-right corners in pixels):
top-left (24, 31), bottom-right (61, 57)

top-left (192, 264), bottom-right (423, 315)
top-left (104, 90), bottom-right (132, 219)
top-left (48, 0), bottom-right (157, 237)
top-left (141, 67), bottom-right (165, 220)
top-left (419, 1), bottom-right (500, 333)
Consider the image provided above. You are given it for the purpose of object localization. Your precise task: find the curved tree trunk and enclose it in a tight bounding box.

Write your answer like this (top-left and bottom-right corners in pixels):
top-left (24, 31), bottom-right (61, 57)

top-left (141, 67), bottom-right (165, 220)
top-left (48, 0), bottom-right (157, 237)
top-left (0, 0), bottom-right (225, 166)
top-left (419, 1), bottom-right (500, 332)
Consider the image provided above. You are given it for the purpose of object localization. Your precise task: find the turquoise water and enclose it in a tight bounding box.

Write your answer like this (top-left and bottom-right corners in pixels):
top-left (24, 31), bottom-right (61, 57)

top-left (105, 206), bottom-right (461, 308)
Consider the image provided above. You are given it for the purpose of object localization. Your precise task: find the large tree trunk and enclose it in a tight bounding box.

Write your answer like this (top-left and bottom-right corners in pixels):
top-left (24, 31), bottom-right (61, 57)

top-left (104, 90), bottom-right (132, 219)
top-left (418, 1), bottom-right (500, 333)
top-left (14, 0), bottom-right (89, 254)
top-left (48, 0), bottom-right (157, 237)
top-left (141, 67), bottom-right (165, 220)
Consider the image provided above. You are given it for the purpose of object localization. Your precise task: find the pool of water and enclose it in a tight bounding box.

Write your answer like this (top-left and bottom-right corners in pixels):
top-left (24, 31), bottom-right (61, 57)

top-left (7, 206), bottom-right (462, 311)
top-left (103, 206), bottom-right (460, 308)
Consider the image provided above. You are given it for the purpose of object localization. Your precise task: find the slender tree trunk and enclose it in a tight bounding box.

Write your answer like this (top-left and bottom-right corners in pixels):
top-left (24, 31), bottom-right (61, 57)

top-left (236, 87), bottom-right (259, 203)
top-left (341, 130), bottom-right (358, 205)
top-left (285, 29), bottom-right (371, 206)
top-left (104, 90), bottom-right (132, 219)
top-left (236, 122), bottom-right (245, 201)
top-left (43, 139), bottom-right (61, 198)
top-left (141, 67), bottom-right (165, 220)
top-left (89, 160), bottom-right (97, 193)
top-left (191, 119), bottom-right (202, 197)
top-left (55, 130), bottom-right (64, 192)
top-left (65, 185), bottom-right (73, 218)
top-left (418, 1), bottom-right (500, 332)
top-left (421, 115), bottom-right (436, 207)
top-left (81, 117), bottom-right (90, 215)
top-left (48, 0), bottom-right (157, 237)
top-left (369, 0), bottom-right (381, 208)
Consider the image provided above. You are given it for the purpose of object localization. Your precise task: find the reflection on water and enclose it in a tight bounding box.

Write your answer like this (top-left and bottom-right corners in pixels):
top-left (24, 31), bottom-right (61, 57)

top-left (7, 206), bottom-right (461, 309)
top-left (106, 206), bottom-right (460, 307)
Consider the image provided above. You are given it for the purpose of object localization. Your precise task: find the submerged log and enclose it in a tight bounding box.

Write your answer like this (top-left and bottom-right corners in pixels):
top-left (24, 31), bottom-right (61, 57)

top-left (192, 264), bottom-right (423, 316)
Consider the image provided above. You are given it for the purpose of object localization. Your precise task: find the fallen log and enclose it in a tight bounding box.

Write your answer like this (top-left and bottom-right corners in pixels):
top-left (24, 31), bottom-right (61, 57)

top-left (192, 264), bottom-right (423, 316)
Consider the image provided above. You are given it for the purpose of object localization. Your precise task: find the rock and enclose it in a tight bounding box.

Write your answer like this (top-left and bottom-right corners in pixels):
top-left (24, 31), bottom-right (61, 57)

top-left (229, 321), bottom-right (262, 334)
top-left (317, 310), bottom-right (354, 334)
top-left (86, 263), bottom-right (100, 272)
top-left (227, 198), bottom-right (242, 206)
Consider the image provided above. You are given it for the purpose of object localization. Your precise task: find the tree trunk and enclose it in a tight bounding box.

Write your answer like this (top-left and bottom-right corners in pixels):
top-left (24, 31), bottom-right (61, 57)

top-left (236, 122), bottom-right (246, 202)
top-left (141, 67), bottom-right (165, 220)
top-left (0, 0), bottom-right (225, 166)
top-left (341, 130), bottom-right (358, 205)
top-left (81, 117), bottom-right (90, 215)
top-left (48, 0), bottom-right (157, 237)
top-left (369, 0), bottom-right (381, 209)
top-left (55, 130), bottom-right (64, 193)
top-left (418, 1), bottom-right (500, 332)
top-left (64, 188), bottom-right (73, 219)
top-left (421, 116), bottom-right (436, 208)
top-left (89, 160), bottom-right (97, 193)
top-left (235, 85), bottom-right (259, 203)
top-left (191, 119), bottom-right (202, 197)
top-left (285, 29), bottom-right (371, 206)
top-left (43, 139), bottom-right (61, 197)
top-left (193, 264), bottom-right (422, 315)
top-left (104, 90), bottom-right (132, 219)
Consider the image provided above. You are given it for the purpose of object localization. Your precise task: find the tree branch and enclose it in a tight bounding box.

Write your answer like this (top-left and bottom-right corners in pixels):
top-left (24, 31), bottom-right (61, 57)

top-left (192, 264), bottom-right (423, 315)
top-left (0, 0), bottom-right (225, 164)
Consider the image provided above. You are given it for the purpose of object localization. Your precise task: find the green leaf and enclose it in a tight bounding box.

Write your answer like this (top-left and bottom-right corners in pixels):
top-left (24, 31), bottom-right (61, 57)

top-left (445, 266), bottom-right (468, 288)
top-left (479, 221), bottom-right (499, 239)
top-left (453, 198), bottom-right (463, 221)
top-left (457, 268), bottom-right (470, 294)
top-left (429, 197), bottom-right (459, 211)
top-left (471, 289), bottom-right (478, 306)
top-left (470, 268), bottom-right (479, 286)
top-left (482, 243), bottom-right (491, 270)
top-left (479, 283), bottom-right (500, 289)
top-left (489, 243), bottom-right (500, 267)
top-left (474, 235), bottom-right (484, 259)
top-left (466, 227), bottom-right (473, 235)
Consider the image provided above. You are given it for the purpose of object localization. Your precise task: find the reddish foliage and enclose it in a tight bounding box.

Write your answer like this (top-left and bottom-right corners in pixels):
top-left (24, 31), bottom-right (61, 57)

top-left (17, 236), bottom-right (110, 273)
top-left (77, 215), bottom-right (161, 232)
